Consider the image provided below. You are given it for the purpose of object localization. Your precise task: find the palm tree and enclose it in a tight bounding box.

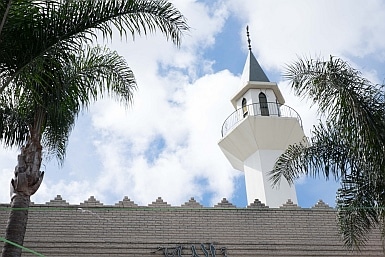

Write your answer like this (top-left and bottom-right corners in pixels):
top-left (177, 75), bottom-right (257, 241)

top-left (269, 56), bottom-right (385, 250)
top-left (0, 1), bottom-right (188, 256)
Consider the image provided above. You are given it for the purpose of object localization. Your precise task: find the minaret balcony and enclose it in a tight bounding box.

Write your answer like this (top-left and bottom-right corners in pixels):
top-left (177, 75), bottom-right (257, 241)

top-left (221, 102), bottom-right (303, 137)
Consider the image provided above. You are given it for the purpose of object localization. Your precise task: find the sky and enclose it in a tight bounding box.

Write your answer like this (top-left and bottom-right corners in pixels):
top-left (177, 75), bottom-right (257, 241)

top-left (1, 0), bottom-right (385, 208)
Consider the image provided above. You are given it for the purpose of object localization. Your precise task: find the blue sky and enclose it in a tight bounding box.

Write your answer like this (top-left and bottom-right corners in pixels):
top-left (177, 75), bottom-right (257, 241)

top-left (0, 0), bottom-right (384, 208)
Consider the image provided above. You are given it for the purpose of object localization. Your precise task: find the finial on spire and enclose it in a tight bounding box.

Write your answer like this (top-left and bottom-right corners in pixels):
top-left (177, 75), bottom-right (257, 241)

top-left (246, 25), bottom-right (251, 51)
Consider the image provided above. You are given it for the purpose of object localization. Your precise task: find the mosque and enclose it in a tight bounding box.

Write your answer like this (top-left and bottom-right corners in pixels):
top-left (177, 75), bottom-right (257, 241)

top-left (0, 32), bottom-right (383, 256)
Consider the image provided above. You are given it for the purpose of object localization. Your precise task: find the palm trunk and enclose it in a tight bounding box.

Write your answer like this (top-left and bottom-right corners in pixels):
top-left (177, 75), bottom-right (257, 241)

top-left (1, 138), bottom-right (44, 257)
top-left (1, 195), bottom-right (30, 257)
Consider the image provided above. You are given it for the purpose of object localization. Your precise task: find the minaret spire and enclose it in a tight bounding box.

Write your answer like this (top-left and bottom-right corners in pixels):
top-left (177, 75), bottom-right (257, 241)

top-left (241, 26), bottom-right (269, 83)
top-left (246, 25), bottom-right (252, 51)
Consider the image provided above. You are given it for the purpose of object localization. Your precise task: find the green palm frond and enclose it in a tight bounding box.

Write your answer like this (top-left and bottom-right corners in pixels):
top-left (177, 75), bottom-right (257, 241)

top-left (0, 104), bottom-right (30, 147)
top-left (0, 80), bottom-right (35, 147)
top-left (0, 0), bottom-right (188, 92)
top-left (270, 122), bottom-right (352, 186)
top-left (271, 56), bottom-right (385, 249)
top-left (38, 46), bottom-right (136, 162)
top-left (337, 173), bottom-right (380, 250)
top-left (66, 45), bottom-right (137, 106)
top-left (1, 44), bottom-right (136, 162)
top-left (269, 142), bottom-right (307, 186)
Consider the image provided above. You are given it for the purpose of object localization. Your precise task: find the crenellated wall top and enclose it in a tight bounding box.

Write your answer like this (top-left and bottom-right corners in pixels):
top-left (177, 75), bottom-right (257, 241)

top-left (0, 195), bottom-right (333, 210)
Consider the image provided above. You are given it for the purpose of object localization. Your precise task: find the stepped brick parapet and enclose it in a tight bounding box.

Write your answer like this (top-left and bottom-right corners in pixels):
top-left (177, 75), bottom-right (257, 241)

top-left (181, 197), bottom-right (203, 208)
top-left (0, 195), bottom-right (383, 256)
top-left (247, 199), bottom-right (269, 208)
top-left (114, 196), bottom-right (138, 208)
top-left (214, 198), bottom-right (236, 208)
top-left (148, 197), bottom-right (171, 208)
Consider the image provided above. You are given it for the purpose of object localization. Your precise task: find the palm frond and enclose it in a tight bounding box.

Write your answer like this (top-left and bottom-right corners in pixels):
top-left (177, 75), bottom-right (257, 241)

top-left (1, 44), bottom-right (137, 162)
top-left (270, 122), bottom-right (352, 186)
top-left (269, 142), bottom-right (307, 187)
top-left (66, 45), bottom-right (137, 106)
top-left (273, 56), bottom-right (385, 249)
top-left (0, 0), bottom-right (188, 93)
top-left (38, 45), bottom-right (136, 162)
top-left (0, 105), bottom-right (30, 147)
top-left (337, 173), bottom-right (379, 250)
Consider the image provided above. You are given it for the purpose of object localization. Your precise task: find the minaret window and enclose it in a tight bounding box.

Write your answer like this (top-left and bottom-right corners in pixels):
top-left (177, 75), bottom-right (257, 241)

top-left (242, 98), bottom-right (248, 117)
top-left (259, 92), bottom-right (269, 116)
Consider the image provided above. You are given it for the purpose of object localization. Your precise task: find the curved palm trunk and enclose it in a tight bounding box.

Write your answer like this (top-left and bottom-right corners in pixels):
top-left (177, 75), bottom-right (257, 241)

top-left (2, 195), bottom-right (30, 257)
top-left (1, 138), bottom-right (44, 257)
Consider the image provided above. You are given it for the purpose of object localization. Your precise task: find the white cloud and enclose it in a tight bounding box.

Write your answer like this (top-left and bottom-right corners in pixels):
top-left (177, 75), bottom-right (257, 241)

top-left (0, 150), bottom-right (16, 204)
top-left (1, 0), bottom-right (385, 208)
top-left (228, 0), bottom-right (385, 69)
top-left (24, 0), bottom-right (237, 206)
top-left (87, 69), bottom-right (240, 206)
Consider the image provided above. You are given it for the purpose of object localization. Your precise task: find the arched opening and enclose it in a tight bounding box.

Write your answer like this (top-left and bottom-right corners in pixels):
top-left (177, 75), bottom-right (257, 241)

top-left (259, 92), bottom-right (269, 116)
top-left (242, 98), bottom-right (248, 117)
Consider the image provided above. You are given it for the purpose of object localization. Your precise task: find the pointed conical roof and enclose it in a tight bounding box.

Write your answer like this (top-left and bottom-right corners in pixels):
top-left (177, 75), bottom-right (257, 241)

top-left (241, 50), bottom-right (269, 85)
top-left (232, 48), bottom-right (285, 108)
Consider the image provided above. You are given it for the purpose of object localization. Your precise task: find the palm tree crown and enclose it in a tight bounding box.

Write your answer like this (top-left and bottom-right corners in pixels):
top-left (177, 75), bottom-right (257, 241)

top-left (270, 56), bottom-right (385, 250)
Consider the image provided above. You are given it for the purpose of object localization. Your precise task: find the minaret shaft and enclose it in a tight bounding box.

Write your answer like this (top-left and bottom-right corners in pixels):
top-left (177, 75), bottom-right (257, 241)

top-left (244, 150), bottom-right (297, 207)
top-left (219, 114), bottom-right (304, 207)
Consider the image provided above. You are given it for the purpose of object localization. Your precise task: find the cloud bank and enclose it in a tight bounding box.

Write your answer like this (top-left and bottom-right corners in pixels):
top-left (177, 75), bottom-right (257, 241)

top-left (1, 0), bottom-right (385, 208)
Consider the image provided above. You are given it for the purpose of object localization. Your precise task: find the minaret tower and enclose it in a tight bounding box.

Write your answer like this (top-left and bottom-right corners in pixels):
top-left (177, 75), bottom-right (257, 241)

top-left (218, 27), bottom-right (305, 207)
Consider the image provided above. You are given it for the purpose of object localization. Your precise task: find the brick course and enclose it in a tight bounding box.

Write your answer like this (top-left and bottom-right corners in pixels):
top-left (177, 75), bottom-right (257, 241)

top-left (0, 196), bottom-right (383, 256)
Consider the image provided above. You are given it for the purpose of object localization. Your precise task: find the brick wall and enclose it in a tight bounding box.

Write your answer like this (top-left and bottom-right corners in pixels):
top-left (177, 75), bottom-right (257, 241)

top-left (0, 196), bottom-right (383, 257)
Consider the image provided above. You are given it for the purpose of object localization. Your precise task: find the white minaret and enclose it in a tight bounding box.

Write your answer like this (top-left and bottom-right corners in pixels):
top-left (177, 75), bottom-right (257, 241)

top-left (218, 28), bottom-right (306, 207)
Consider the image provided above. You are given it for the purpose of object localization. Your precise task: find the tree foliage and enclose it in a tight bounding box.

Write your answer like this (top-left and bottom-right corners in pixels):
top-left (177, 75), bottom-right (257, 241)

top-left (0, 45), bottom-right (137, 162)
top-left (0, 1), bottom-right (188, 256)
top-left (0, 0), bottom-right (188, 93)
top-left (0, 0), bottom-right (188, 162)
top-left (269, 56), bottom-right (385, 250)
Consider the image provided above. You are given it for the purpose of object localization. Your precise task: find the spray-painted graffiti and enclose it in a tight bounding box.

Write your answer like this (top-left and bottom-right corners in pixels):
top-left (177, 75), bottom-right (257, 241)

top-left (152, 243), bottom-right (228, 257)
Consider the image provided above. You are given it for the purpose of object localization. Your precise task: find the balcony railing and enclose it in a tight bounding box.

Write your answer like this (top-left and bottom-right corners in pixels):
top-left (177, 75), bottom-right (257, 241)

top-left (221, 102), bottom-right (303, 137)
